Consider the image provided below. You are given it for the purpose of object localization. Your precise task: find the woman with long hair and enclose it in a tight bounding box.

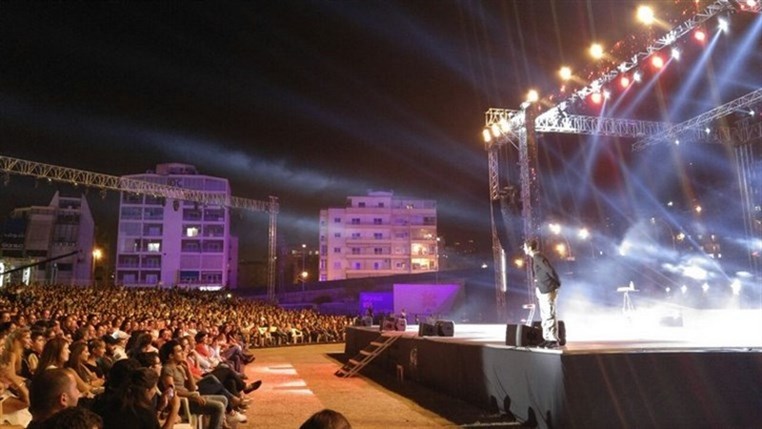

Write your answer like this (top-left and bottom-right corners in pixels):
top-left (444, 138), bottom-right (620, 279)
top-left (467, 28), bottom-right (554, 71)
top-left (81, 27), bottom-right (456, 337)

top-left (36, 337), bottom-right (93, 396)
top-left (66, 340), bottom-right (105, 392)
top-left (100, 367), bottom-right (180, 429)
top-left (0, 327), bottom-right (31, 378)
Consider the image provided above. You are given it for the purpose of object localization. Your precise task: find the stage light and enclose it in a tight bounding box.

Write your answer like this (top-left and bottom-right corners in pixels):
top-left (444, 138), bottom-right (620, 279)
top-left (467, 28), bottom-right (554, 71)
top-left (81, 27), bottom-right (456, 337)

top-left (559, 66), bottom-right (572, 81)
top-left (602, 89), bottom-right (611, 100)
top-left (701, 283), bottom-right (710, 293)
top-left (704, 127), bottom-right (711, 134)
top-left (730, 279), bottom-right (741, 295)
top-left (651, 55), bottom-right (664, 69)
top-left (671, 48), bottom-right (681, 60)
top-left (637, 5), bottom-right (655, 25)
top-left (750, 109), bottom-right (756, 117)
top-left (674, 139), bottom-right (680, 145)
top-left (694, 29), bottom-right (706, 42)
top-left (549, 223), bottom-right (561, 235)
top-left (526, 89), bottom-right (539, 103)
top-left (665, 287), bottom-right (671, 293)
top-left (633, 71), bottom-right (642, 82)
top-left (589, 43), bottom-right (604, 59)
top-left (482, 128), bottom-right (492, 143)
top-left (491, 123), bottom-right (501, 138)
top-left (578, 228), bottom-right (590, 240)
top-left (590, 91), bottom-right (603, 104)
top-left (499, 118), bottom-right (511, 133)
top-left (718, 18), bottom-right (729, 33)
top-left (680, 285), bottom-right (687, 294)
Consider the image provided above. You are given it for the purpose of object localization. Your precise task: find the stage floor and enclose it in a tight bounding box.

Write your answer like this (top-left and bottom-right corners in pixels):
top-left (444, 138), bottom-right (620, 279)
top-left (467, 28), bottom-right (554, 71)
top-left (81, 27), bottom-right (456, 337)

top-left (345, 309), bottom-right (762, 429)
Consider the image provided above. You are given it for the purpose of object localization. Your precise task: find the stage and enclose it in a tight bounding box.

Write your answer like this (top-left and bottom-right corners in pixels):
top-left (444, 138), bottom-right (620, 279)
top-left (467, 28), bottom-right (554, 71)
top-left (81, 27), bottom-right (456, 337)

top-left (344, 310), bottom-right (762, 428)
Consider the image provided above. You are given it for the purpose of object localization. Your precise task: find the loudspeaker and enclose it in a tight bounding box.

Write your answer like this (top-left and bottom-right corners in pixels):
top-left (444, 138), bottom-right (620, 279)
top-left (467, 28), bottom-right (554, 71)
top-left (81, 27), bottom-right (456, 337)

top-left (380, 317), bottom-right (396, 332)
top-left (506, 324), bottom-right (543, 346)
top-left (360, 316), bottom-right (373, 327)
top-left (435, 320), bottom-right (455, 337)
top-left (531, 320), bottom-right (566, 346)
top-left (395, 317), bottom-right (407, 331)
top-left (418, 323), bottom-right (437, 337)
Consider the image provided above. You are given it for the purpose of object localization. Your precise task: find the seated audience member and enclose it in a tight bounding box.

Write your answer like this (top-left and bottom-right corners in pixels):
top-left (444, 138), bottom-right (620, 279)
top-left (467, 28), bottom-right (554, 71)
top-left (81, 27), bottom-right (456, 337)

top-left (0, 360), bottom-right (31, 426)
top-left (100, 367), bottom-right (180, 429)
top-left (300, 408), bottom-right (353, 429)
top-left (38, 337), bottom-right (94, 397)
top-left (22, 330), bottom-right (47, 379)
top-left (40, 406), bottom-right (103, 429)
top-left (66, 340), bottom-right (105, 392)
top-left (159, 340), bottom-right (229, 429)
top-left (28, 368), bottom-right (81, 429)
top-left (1, 327), bottom-right (31, 379)
top-left (85, 338), bottom-right (110, 379)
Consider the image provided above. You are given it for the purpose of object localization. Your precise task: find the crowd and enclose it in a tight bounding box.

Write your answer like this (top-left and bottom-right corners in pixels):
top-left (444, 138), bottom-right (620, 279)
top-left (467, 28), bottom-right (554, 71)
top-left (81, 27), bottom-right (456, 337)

top-left (0, 283), bottom-right (356, 428)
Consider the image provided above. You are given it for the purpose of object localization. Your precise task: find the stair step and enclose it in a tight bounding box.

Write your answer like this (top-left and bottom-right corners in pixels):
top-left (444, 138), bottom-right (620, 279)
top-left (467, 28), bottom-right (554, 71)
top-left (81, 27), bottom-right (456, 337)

top-left (359, 350), bottom-right (372, 356)
top-left (348, 358), bottom-right (360, 366)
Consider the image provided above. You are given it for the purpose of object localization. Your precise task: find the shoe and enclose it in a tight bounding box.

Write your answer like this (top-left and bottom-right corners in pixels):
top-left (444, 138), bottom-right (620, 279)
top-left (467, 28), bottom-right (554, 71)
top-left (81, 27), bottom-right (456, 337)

top-left (243, 380), bottom-right (262, 394)
top-left (229, 410), bottom-right (248, 423)
top-left (536, 340), bottom-right (549, 348)
top-left (542, 341), bottom-right (559, 349)
top-left (243, 355), bottom-right (256, 364)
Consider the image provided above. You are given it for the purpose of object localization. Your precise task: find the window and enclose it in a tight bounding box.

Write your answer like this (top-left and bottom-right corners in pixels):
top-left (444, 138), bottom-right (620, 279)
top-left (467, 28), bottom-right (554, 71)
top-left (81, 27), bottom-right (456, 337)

top-left (333, 247), bottom-right (341, 254)
top-left (333, 262), bottom-right (342, 269)
top-left (334, 217), bottom-right (342, 223)
top-left (354, 262), bottom-right (361, 270)
top-left (351, 232), bottom-right (361, 239)
top-left (373, 218), bottom-right (382, 225)
top-left (121, 207), bottom-right (142, 220)
top-left (351, 248), bottom-right (361, 255)
top-left (373, 262), bottom-right (380, 270)
top-left (378, 202), bottom-right (384, 208)
top-left (351, 218), bottom-right (360, 224)
top-left (146, 241), bottom-right (161, 252)
top-left (144, 208), bottom-right (164, 220)
top-left (374, 248), bottom-right (383, 255)
top-left (185, 226), bottom-right (200, 237)
top-left (373, 233), bottom-right (383, 239)
top-left (358, 202), bottom-right (366, 208)
top-left (334, 232), bottom-right (341, 238)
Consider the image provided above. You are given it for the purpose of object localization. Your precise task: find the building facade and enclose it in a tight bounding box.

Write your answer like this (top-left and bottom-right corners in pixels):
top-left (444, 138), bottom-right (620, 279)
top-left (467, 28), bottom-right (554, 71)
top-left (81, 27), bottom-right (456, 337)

top-left (0, 192), bottom-right (94, 286)
top-left (115, 163), bottom-right (237, 289)
top-left (319, 191), bottom-right (438, 281)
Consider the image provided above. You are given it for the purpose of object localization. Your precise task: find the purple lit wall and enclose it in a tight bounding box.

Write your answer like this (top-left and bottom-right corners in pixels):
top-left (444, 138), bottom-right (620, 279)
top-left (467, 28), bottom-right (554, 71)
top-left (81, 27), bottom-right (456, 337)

top-left (393, 283), bottom-right (463, 321)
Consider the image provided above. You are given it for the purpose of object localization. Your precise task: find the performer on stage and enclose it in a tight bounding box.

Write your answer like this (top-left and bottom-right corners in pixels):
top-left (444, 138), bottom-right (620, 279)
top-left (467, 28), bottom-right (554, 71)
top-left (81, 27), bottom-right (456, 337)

top-left (523, 238), bottom-right (562, 349)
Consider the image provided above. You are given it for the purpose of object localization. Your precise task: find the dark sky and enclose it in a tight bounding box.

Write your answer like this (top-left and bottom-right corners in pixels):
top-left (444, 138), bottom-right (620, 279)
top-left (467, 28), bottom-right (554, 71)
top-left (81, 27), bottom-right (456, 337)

top-left (0, 1), bottom-right (757, 260)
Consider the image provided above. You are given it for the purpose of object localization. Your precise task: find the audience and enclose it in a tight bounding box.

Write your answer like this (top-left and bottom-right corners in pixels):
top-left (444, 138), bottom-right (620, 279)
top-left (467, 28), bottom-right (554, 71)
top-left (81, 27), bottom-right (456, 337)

top-left (0, 282), bottom-right (355, 429)
top-left (300, 408), bottom-right (353, 429)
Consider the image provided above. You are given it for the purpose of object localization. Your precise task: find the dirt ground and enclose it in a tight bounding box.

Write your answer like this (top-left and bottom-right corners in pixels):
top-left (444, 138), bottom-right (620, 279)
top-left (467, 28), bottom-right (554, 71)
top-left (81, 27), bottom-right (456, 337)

top-left (238, 343), bottom-right (519, 428)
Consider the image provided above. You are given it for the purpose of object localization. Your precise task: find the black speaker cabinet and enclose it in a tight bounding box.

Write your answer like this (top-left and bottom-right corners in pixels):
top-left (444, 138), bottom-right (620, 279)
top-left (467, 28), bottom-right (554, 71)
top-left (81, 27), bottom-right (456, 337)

top-left (531, 320), bottom-right (566, 345)
top-left (395, 317), bottom-right (407, 331)
top-left (506, 324), bottom-right (543, 346)
top-left (435, 320), bottom-right (455, 337)
top-left (418, 322), bottom-right (437, 337)
top-left (380, 317), bottom-right (396, 332)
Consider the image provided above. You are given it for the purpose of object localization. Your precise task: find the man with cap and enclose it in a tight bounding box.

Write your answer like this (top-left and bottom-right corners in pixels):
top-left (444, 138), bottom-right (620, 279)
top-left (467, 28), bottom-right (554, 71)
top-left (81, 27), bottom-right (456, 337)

top-left (523, 238), bottom-right (562, 348)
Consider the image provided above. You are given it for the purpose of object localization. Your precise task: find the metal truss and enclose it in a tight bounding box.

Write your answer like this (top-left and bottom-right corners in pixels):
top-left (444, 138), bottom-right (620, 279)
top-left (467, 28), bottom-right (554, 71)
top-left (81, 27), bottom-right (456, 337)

top-left (535, 114), bottom-right (668, 138)
top-left (552, 0), bottom-right (738, 116)
top-left (0, 155), bottom-right (279, 298)
top-left (634, 87), bottom-right (762, 150)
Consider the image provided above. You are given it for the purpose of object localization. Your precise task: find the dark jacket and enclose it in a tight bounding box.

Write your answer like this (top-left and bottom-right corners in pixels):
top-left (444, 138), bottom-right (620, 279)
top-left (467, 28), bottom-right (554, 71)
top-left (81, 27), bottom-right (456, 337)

top-left (531, 252), bottom-right (561, 293)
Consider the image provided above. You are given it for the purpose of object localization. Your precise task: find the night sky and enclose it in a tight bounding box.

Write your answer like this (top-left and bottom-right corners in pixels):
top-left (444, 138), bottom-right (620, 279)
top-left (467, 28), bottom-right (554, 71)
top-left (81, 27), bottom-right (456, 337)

top-left (1, 1), bottom-right (759, 261)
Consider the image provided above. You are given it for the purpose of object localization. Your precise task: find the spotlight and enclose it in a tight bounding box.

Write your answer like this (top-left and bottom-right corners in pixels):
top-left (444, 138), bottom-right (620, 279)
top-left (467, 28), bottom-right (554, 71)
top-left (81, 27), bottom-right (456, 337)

top-left (671, 48), bottom-right (681, 60)
top-left (620, 75), bottom-right (631, 88)
top-left (718, 18), bottom-right (729, 33)
top-left (602, 89), bottom-right (611, 100)
top-left (490, 123), bottom-right (500, 137)
top-left (694, 29), bottom-right (706, 42)
top-left (651, 55), bottom-right (664, 69)
top-left (499, 118), bottom-right (511, 133)
top-left (674, 139), bottom-right (680, 145)
top-left (701, 283), bottom-right (710, 293)
top-left (526, 89), bottom-right (539, 103)
top-left (704, 127), bottom-right (711, 134)
top-left (633, 71), bottom-right (642, 83)
top-left (589, 43), bottom-right (604, 59)
top-left (591, 92), bottom-right (603, 104)
top-left (637, 5), bottom-right (655, 25)
top-left (559, 66), bottom-right (572, 81)
top-left (680, 285), bottom-right (687, 294)
top-left (730, 279), bottom-right (741, 295)
top-left (482, 128), bottom-right (492, 143)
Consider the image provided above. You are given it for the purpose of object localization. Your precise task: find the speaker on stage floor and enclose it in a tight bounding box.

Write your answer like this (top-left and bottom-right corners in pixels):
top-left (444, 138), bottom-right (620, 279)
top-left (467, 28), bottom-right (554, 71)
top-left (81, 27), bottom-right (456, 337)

top-left (418, 322), bottom-right (437, 337)
top-left (381, 317), bottom-right (396, 332)
top-left (435, 320), bottom-right (455, 337)
top-left (506, 324), bottom-right (543, 347)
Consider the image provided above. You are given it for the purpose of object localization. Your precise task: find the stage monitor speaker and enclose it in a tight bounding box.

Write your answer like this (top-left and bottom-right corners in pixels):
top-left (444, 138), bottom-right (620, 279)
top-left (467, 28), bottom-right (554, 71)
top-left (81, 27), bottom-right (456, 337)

top-left (418, 323), bottom-right (437, 337)
top-left (395, 317), bottom-right (407, 331)
top-left (381, 317), bottom-right (396, 332)
top-left (531, 320), bottom-right (566, 345)
top-left (435, 320), bottom-right (455, 337)
top-left (506, 323), bottom-right (543, 347)
top-left (360, 316), bottom-right (373, 327)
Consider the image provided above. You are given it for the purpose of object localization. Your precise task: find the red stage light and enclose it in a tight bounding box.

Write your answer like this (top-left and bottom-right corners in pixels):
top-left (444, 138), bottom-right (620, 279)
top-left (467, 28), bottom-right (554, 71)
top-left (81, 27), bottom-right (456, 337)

top-left (694, 29), bottom-right (706, 42)
top-left (590, 92), bottom-right (603, 104)
top-left (651, 55), bottom-right (664, 69)
top-left (620, 76), bottom-right (630, 88)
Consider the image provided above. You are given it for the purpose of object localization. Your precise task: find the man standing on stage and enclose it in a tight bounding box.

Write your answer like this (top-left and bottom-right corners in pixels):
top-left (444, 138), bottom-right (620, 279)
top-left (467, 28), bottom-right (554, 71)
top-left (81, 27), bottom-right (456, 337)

top-left (523, 238), bottom-right (562, 348)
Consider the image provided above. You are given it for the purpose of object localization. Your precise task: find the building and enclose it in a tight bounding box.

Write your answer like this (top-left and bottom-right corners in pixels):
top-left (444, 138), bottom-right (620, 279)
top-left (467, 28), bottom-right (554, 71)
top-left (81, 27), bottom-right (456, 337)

top-left (115, 163), bottom-right (237, 289)
top-left (0, 192), bottom-right (94, 286)
top-left (319, 191), bottom-right (438, 281)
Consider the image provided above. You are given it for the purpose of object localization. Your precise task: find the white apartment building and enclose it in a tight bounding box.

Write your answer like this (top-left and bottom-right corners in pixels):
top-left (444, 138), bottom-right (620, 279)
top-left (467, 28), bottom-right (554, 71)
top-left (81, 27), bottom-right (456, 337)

top-left (115, 163), bottom-right (237, 289)
top-left (0, 192), bottom-right (94, 286)
top-left (319, 191), bottom-right (438, 281)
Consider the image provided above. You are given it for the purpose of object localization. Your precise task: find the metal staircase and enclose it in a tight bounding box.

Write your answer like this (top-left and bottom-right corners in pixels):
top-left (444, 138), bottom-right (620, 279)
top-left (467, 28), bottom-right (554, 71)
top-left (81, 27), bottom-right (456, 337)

top-left (335, 334), bottom-right (400, 378)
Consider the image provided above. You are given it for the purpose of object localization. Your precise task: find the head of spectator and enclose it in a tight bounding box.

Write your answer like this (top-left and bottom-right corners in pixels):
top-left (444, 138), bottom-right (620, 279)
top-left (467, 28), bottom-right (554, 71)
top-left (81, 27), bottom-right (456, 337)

top-left (103, 358), bottom-right (141, 394)
top-left (127, 332), bottom-right (155, 358)
top-left (300, 409), bottom-right (352, 429)
top-left (159, 340), bottom-right (183, 365)
top-left (29, 368), bottom-right (80, 423)
top-left (38, 337), bottom-right (70, 370)
top-left (65, 340), bottom-right (90, 381)
top-left (40, 406), bottom-right (103, 429)
top-left (118, 367), bottom-right (161, 413)
top-left (1, 326), bottom-right (31, 364)
top-left (134, 351), bottom-right (162, 376)
top-left (30, 330), bottom-right (47, 355)
top-left (87, 338), bottom-right (106, 360)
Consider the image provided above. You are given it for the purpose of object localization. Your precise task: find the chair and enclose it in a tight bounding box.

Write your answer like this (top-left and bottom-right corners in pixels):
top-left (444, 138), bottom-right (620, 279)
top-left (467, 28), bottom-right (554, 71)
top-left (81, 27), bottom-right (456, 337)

top-left (291, 328), bottom-right (304, 344)
top-left (176, 397), bottom-right (203, 429)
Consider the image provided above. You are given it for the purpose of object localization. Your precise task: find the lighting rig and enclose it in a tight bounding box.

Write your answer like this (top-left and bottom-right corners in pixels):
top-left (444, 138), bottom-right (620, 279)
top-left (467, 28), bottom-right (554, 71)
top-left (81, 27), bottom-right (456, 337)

top-left (0, 155), bottom-right (280, 300)
top-left (483, 0), bottom-right (762, 320)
